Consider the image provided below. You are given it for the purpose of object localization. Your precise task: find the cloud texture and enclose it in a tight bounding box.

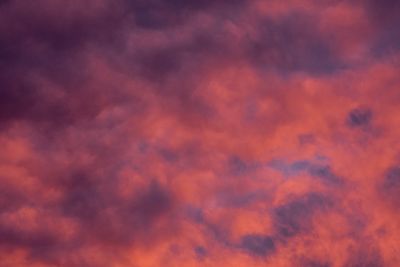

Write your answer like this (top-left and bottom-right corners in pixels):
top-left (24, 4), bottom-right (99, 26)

top-left (0, 0), bottom-right (400, 266)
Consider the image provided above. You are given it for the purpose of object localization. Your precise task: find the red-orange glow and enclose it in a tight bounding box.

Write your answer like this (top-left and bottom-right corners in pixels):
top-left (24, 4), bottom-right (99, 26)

top-left (0, 0), bottom-right (399, 266)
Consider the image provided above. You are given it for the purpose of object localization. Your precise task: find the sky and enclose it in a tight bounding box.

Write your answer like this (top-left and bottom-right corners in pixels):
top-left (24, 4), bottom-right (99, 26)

top-left (0, 0), bottom-right (400, 266)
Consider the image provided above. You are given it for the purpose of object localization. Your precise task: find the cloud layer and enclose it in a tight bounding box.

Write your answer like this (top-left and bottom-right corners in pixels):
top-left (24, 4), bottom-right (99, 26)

top-left (0, 0), bottom-right (400, 266)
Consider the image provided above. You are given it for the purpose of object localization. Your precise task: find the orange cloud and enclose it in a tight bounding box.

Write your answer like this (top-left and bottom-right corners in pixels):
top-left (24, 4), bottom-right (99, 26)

top-left (0, 0), bottom-right (399, 266)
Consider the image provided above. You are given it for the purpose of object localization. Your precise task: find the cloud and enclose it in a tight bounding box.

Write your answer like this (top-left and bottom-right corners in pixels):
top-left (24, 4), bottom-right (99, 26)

top-left (268, 159), bottom-right (343, 185)
top-left (343, 243), bottom-right (383, 267)
top-left (247, 12), bottom-right (347, 75)
top-left (0, 0), bottom-right (400, 266)
top-left (239, 234), bottom-right (275, 257)
top-left (295, 258), bottom-right (332, 267)
top-left (194, 245), bottom-right (207, 260)
top-left (379, 166), bottom-right (400, 208)
top-left (347, 107), bottom-right (373, 128)
top-left (128, 0), bottom-right (247, 29)
top-left (308, 165), bottom-right (343, 185)
top-left (272, 193), bottom-right (332, 238)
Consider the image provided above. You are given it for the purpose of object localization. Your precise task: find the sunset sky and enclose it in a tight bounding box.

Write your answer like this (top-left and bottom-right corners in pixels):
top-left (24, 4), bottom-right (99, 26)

top-left (0, 0), bottom-right (400, 266)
